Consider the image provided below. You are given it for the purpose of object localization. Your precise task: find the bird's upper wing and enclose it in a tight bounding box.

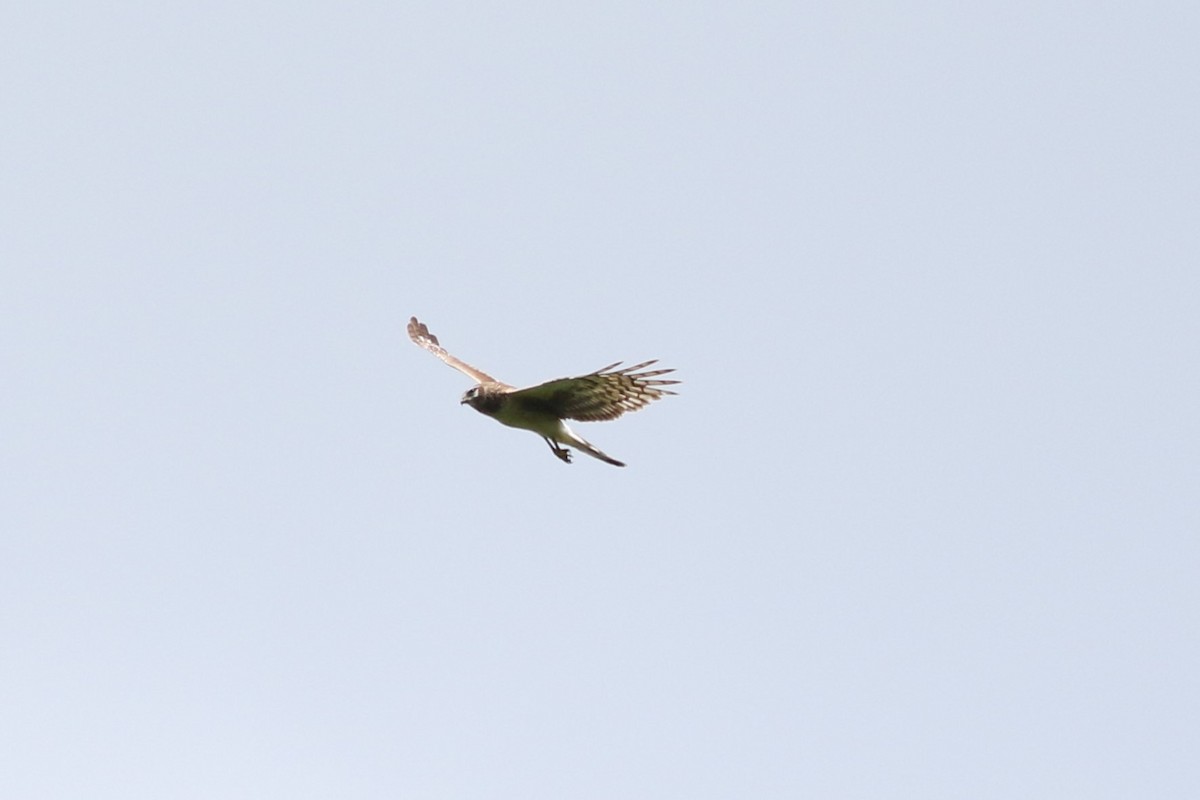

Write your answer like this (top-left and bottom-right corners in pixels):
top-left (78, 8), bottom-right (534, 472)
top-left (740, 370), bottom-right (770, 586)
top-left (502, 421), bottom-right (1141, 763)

top-left (407, 317), bottom-right (509, 386)
top-left (507, 360), bottom-right (679, 422)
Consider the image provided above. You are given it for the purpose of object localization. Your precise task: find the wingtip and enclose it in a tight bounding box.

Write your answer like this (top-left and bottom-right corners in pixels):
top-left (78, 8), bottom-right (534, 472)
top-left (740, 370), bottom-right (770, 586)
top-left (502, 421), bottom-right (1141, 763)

top-left (407, 316), bottom-right (440, 346)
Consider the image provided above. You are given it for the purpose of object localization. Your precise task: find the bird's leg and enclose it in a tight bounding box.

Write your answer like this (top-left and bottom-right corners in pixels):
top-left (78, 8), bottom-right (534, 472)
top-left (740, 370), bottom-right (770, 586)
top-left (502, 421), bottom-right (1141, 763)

top-left (543, 437), bottom-right (572, 463)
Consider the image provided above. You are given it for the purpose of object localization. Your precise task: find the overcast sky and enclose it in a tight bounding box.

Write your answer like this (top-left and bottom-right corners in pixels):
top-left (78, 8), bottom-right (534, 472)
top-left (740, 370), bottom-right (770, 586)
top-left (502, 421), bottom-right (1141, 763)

top-left (3, 2), bottom-right (1198, 798)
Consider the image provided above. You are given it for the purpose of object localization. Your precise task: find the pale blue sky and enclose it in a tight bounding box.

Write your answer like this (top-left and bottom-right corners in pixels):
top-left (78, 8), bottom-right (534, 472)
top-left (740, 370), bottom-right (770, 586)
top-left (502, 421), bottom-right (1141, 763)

top-left (3, 2), bottom-right (1198, 797)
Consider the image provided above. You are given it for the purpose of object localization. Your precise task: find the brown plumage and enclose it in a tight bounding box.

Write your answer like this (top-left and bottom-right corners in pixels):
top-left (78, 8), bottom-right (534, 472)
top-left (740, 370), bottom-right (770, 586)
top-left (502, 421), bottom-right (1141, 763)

top-left (407, 316), bottom-right (679, 466)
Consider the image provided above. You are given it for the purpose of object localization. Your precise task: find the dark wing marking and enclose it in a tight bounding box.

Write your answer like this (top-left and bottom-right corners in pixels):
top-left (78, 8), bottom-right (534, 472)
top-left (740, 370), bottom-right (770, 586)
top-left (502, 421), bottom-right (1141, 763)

top-left (508, 360), bottom-right (679, 422)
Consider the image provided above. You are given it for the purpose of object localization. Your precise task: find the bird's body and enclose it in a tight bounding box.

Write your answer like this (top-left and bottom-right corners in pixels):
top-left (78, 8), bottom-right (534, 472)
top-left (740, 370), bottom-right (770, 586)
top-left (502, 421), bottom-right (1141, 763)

top-left (407, 317), bottom-right (677, 467)
top-left (461, 383), bottom-right (625, 466)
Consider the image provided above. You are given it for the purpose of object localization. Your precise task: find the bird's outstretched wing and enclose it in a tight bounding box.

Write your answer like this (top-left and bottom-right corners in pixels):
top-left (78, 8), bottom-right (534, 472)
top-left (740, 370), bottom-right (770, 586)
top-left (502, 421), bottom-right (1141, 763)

top-left (508, 360), bottom-right (679, 422)
top-left (407, 317), bottom-right (509, 387)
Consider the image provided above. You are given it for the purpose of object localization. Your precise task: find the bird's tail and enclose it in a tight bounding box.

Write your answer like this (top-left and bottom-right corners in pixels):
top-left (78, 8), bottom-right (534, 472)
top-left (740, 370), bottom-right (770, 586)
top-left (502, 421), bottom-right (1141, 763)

top-left (575, 438), bottom-right (625, 467)
top-left (560, 427), bottom-right (625, 467)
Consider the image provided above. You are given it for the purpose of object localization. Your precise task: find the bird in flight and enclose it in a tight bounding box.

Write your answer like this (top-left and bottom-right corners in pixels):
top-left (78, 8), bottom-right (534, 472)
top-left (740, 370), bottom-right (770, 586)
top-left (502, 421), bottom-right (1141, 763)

top-left (407, 317), bottom-right (678, 467)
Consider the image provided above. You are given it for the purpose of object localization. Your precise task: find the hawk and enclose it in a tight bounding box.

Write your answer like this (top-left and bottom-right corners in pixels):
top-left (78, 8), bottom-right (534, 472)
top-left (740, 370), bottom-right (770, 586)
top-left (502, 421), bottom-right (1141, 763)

top-left (407, 316), bottom-right (678, 467)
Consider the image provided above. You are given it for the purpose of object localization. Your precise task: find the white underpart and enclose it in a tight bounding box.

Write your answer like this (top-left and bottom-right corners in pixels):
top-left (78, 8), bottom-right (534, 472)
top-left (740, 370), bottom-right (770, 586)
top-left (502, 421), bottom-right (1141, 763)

top-left (472, 394), bottom-right (623, 465)
top-left (550, 420), bottom-right (589, 450)
top-left (490, 404), bottom-right (620, 465)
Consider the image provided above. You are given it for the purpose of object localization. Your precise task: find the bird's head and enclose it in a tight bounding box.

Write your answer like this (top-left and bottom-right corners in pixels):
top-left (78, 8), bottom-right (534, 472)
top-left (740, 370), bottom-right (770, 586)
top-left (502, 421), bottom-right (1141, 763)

top-left (460, 385), bottom-right (479, 406)
top-left (461, 384), bottom-right (501, 415)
